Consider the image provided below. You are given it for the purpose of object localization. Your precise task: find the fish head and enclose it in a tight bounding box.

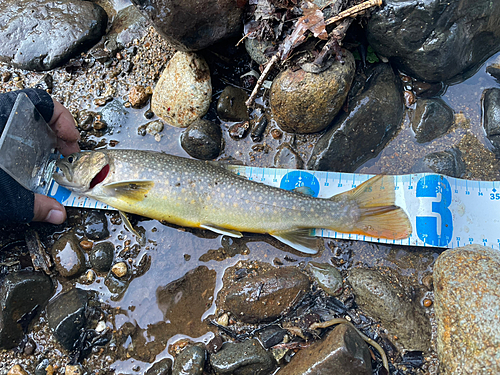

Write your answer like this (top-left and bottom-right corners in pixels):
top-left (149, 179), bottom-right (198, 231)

top-left (53, 151), bottom-right (110, 193)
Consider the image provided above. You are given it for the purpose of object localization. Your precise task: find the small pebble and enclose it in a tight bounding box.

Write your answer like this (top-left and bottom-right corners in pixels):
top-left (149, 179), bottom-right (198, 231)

top-left (111, 262), bottom-right (128, 278)
top-left (423, 298), bottom-right (433, 307)
top-left (64, 364), bottom-right (83, 375)
top-left (217, 313), bottom-right (229, 327)
top-left (404, 90), bottom-right (416, 106)
top-left (8, 364), bottom-right (28, 375)
top-left (93, 120), bottom-right (107, 130)
top-left (95, 321), bottom-right (107, 333)
top-left (80, 240), bottom-right (93, 251)
top-left (2, 71), bottom-right (12, 82)
top-left (129, 85), bottom-right (150, 108)
top-left (271, 129), bottom-right (282, 139)
top-left (86, 270), bottom-right (95, 283)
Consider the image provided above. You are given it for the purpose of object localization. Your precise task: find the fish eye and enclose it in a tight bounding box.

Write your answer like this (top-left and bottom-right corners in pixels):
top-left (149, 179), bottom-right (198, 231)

top-left (67, 155), bottom-right (75, 163)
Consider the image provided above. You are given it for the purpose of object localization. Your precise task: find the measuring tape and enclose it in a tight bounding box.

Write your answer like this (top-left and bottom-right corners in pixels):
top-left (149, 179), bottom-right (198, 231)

top-left (47, 166), bottom-right (500, 249)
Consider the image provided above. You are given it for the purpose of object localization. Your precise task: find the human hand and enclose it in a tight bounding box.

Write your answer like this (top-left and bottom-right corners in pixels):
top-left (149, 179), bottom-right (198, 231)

top-left (33, 99), bottom-right (81, 224)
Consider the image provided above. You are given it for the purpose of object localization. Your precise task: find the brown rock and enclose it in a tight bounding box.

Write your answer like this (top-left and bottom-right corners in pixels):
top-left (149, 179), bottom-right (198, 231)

top-left (276, 324), bottom-right (371, 375)
top-left (219, 265), bottom-right (311, 323)
top-left (270, 50), bottom-right (355, 134)
top-left (7, 365), bottom-right (28, 375)
top-left (129, 85), bottom-right (150, 108)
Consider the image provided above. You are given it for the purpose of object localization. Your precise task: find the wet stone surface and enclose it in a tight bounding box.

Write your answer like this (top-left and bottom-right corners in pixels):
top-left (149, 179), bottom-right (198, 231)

top-left (218, 262), bottom-right (311, 323)
top-left (367, 0), bottom-right (500, 82)
top-left (423, 148), bottom-right (466, 178)
top-left (172, 344), bottom-right (206, 375)
top-left (210, 338), bottom-right (276, 375)
top-left (46, 288), bottom-right (89, 352)
top-left (0, 271), bottom-right (54, 349)
top-left (152, 51), bottom-right (212, 127)
top-left (217, 85), bottom-right (249, 122)
top-left (89, 242), bottom-right (115, 273)
top-left (270, 51), bottom-right (355, 134)
top-left (434, 245), bottom-right (500, 374)
top-left (0, 0), bottom-right (107, 71)
top-left (482, 87), bottom-right (500, 155)
top-left (308, 63), bottom-right (404, 172)
top-left (181, 118), bottom-right (223, 160)
top-left (276, 324), bottom-right (371, 375)
top-left (51, 233), bottom-right (86, 278)
top-left (411, 98), bottom-right (454, 143)
top-left (348, 267), bottom-right (431, 352)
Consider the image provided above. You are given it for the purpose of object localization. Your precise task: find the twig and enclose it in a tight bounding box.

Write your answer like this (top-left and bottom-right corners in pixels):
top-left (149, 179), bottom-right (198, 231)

top-left (325, 0), bottom-right (383, 26)
top-left (245, 52), bottom-right (281, 108)
top-left (310, 318), bottom-right (389, 372)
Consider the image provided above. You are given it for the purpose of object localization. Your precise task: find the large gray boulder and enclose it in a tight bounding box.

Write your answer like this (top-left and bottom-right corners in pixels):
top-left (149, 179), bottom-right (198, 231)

top-left (0, 0), bottom-right (107, 71)
top-left (130, 0), bottom-right (244, 51)
top-left (366, 0), bottom-right (500, 83)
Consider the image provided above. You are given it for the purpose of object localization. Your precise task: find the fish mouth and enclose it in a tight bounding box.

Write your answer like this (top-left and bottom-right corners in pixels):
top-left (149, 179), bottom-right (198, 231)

top-left (53, 160), bottom-right (75, 187)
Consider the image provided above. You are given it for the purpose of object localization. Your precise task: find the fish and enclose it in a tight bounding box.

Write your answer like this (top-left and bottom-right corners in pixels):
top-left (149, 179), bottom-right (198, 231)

top-left (53, 149), bottom-right (412, 254)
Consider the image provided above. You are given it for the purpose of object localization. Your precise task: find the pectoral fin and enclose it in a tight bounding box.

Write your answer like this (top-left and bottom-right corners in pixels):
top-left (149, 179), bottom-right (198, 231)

top-left (200, 224), bottom-right (243, 238)
top-left (272, 229), bottom-right (319, 255)
top-left (103, 180), bottom-right (155, 203)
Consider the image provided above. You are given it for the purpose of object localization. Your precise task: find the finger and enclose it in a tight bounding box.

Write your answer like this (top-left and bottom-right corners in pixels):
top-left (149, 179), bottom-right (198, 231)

top-left (33, 194), bottom-right (66, 224)
top-left (49, 100), bottom-right (81, 152)
top-left (57, 138), bottom-right (80, 156)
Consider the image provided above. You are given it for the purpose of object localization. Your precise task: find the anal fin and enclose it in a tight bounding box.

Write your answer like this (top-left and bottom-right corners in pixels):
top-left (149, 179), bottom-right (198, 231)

top-left (200, 224), bottom-right (243, 238)
top-left (272, 229), bottom-right (319, 255)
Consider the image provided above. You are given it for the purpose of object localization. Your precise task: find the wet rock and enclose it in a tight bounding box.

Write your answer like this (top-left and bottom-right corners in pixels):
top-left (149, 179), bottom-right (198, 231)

top-left (270, 51), bottom-right (355, 134)
top-left (348, 268), bottom-right (431, 351)
top-left (411, 98), bottom-right (454, 143)
top-left (413, 81), bottom-right (445, 99)
top-left (107, 5), bottom-right (149, 51)
top-left (274, 143), bottom-right (304, 169)
top-left (46, 288), bottom-right (89, 352)
top-left (180, 119), bottom-right (223, 160)
top-left (245, 38), bottom-right (275, 65)
top-left (51, 233), bottom-right (86, 278)
top-left (146, 358), bottom-right (173, 375)
top-left (7, 365), bottom-right (28, 375)
top-left (89, 242), bottom-right (114, 272)
top-left (35, 359), bottom-right (51, 375)
top-left (217, 86), bottom-right (249, 122)
top-left (258, 325), bottom-right (288, 349)
top-left (0, 271), bottom-right (54, 349)
top-left (306, 262), bottom-right (343, 296)
top-left (486, 63), bottom-right (500, 81)
top-left (276, 324), bottom-right (371, 375)
top-left (434, 245), bottom-right (500, 374)
top-left (129, 85), bottom-right (151, 108)
top-left (0, 0), bottom-right (107, 71)
top-left (366, 0), bottom-right (500, 82)
top-left (172, 344), bottom-right (205, 375)
top-left (423, 148), bottom-right (466, 178)
top-left (83, 211), bottom-right (109, 240)
top-left (152, 52), bottom-right (212, 128)
top-left (308, 63), bottom-right (404, 172)
top-left (228, 121), bottom-right (250, 140)
top-left (219, 265), bottom-right (311, 323)
top-left (210, 339), bottom-right (276, 375)
top-left (111, 262), bottom-right (128, 278)
top-left (100, 99), bottom-right (130, 130)
top-left (130, 0), bottom-right (244, 51)
top-left (482, 88), bottom-right (500, 155)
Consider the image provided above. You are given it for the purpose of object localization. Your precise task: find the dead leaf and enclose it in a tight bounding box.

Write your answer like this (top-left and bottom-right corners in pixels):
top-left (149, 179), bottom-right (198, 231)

top-left (279, 1), bottom-right (328, 60)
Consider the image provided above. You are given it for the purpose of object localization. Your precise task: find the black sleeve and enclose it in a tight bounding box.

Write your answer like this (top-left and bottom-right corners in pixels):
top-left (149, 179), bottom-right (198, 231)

top-left (0, 89), bottom-right (55, 223)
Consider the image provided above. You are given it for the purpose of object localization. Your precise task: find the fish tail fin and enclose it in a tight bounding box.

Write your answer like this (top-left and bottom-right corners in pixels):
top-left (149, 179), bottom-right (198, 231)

top-left (336, 175), bottom-right (412, 240)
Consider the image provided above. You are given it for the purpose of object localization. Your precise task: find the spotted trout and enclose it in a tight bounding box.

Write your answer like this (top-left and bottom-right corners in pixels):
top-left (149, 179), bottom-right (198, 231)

top-left (53, 150), bottom-right (412, 254)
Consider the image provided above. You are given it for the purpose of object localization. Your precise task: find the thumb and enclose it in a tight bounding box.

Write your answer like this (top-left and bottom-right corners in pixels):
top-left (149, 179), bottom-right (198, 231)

top-left (33, 194), bottom-right (67, 224)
